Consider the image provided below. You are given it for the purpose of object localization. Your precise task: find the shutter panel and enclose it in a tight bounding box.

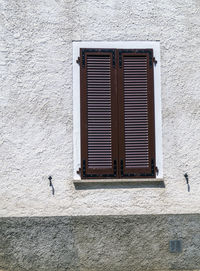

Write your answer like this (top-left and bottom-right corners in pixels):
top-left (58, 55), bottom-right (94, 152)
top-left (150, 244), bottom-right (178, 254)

top-left (118, 49), bottom-right (155, 178)
top-left (80, 49), bottom-right (118, 179)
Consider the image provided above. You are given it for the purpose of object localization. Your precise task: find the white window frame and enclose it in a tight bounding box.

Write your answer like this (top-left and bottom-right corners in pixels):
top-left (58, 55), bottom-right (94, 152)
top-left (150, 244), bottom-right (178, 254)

top-left (73, 41), bottom-right (163, 180)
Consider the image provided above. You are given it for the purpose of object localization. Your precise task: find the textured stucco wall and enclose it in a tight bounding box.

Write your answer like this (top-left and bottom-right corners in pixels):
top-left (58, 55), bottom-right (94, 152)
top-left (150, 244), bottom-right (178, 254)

top-left (1, 0), bottom-right (200, 216)
top-left (1, 214), bottom-right (200, 271)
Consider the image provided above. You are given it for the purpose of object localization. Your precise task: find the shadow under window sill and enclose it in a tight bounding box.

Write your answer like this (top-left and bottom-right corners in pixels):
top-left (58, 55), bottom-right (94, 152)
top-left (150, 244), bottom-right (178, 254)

top-left (73, 178), bottom-right (165, 190)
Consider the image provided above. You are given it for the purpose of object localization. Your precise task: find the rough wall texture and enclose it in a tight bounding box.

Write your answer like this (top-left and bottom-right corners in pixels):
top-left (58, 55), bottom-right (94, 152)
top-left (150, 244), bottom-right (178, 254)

top-left (1, 0), bottom-right (200, 216)
top-left (0, 214), bottom-right (200, 271)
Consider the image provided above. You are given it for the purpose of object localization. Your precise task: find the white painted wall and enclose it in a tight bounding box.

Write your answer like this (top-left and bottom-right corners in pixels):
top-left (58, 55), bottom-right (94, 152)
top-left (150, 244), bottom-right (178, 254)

top-left (0, 0), bottom-right (200, 216)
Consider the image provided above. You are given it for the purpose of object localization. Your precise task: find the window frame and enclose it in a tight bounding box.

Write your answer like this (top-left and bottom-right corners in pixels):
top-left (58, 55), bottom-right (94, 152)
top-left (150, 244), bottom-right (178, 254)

top-left (73, 41), bottom-right (163, 180)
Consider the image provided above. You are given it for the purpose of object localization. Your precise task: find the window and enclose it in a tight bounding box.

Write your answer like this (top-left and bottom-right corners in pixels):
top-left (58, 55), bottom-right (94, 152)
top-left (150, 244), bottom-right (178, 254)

top-left (73, 42), bottom-right (163, 180)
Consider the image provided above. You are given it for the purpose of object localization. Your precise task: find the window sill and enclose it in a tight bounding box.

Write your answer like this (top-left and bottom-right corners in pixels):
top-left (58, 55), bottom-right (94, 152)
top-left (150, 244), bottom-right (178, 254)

top-left (73, 178), bottom-right (165, 190)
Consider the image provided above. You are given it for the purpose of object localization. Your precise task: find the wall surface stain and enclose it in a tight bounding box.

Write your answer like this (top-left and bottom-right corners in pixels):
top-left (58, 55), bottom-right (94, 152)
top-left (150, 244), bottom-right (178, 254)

top-left (0, 215), bottom-right (200, 271)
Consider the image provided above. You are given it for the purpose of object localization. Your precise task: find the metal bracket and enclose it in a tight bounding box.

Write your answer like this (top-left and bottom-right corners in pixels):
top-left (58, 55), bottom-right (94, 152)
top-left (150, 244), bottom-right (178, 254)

top-left (48, 176), bottom-right (55, 195)
top-left (76, 57), bottom-right (80, 65)
top-left (151, 158), bottom-right (155, 176)
top-left (184, 173), bottom-right (189, 184)
top-left (121, 160), bottom-right (124, 177)
top-left (155, 166), bottom-right (159, 175)
top-left (82, 160), bottom-right (86, 178)
top-left (76, 167), bottom-right (81, 176)
top-left (153, 57), bottom-right (157, 65)
top-left (113, 160), bottom-right (117, 177)
top-left (184, 173), bottom-right (190, 192)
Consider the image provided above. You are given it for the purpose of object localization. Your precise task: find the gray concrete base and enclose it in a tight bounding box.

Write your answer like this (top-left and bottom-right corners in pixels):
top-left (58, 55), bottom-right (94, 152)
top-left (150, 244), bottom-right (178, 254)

top-left (0, 214), bottom-right (200, 271)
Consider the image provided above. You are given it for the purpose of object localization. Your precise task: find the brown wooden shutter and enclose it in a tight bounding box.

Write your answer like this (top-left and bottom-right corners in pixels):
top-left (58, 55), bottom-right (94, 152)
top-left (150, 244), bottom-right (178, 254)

top-left (80, 49), bottom-right (118, 179)
top-left (118, 49), bottom-right (156, 178)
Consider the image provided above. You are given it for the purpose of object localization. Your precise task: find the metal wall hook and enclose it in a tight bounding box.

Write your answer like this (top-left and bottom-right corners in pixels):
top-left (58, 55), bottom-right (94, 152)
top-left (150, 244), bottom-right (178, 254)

top-left (184, 173), bottom-right (188, 184)
top-left (184, 173), bottom-right (190, 192)
top-left (48, 176), bottom-right (55, 195)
